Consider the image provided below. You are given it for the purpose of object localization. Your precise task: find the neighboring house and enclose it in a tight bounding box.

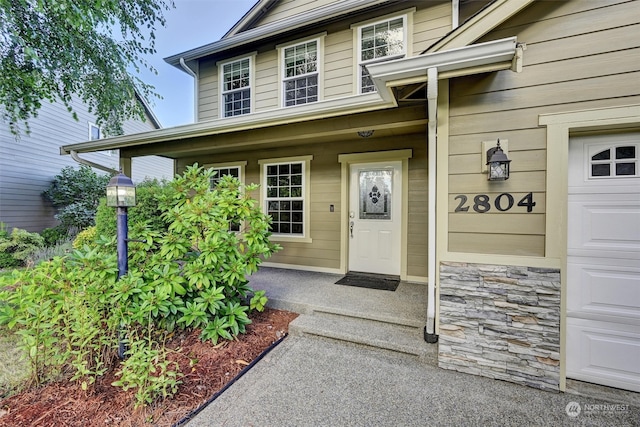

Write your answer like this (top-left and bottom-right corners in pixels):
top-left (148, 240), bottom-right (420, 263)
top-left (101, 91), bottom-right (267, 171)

top-left (0, 94), bottom-right (174, 232)
top-left (61, 0), bottom-right (640, 394)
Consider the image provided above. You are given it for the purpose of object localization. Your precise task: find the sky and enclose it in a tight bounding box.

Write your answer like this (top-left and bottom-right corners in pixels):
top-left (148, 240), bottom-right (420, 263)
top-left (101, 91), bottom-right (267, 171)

top-left (139, 0), bottom-right (258, 128)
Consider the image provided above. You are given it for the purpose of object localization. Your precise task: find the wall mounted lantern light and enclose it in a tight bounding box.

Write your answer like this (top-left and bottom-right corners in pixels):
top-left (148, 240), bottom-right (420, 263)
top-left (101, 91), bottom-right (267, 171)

top-left (486, 140), bottom-right (511, 181)
top-left (106, 171), bottom-right (136, 359)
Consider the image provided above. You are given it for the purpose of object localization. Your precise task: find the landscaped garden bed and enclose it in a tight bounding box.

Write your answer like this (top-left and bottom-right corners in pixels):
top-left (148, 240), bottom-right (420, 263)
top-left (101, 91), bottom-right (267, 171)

top-left (0, 307), bottom-right (297, 426)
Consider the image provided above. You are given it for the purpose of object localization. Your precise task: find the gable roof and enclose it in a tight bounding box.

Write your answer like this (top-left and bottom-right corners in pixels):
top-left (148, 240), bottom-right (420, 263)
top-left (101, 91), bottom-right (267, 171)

top-left (426, 0), bottom-right (534, 52)
top-left (164, 0), bottom-right (398, 70)
top-left (222, 0), bottom-right (277, 38)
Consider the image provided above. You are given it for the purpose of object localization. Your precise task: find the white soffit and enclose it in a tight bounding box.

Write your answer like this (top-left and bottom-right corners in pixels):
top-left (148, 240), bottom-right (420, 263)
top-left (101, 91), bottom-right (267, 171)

top-left (367, 36), bottom-right (518, 102)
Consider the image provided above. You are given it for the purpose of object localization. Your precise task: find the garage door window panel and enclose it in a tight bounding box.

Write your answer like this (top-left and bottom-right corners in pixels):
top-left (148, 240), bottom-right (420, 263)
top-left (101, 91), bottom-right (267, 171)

top-left (589, 144), bottom-right (638, 178)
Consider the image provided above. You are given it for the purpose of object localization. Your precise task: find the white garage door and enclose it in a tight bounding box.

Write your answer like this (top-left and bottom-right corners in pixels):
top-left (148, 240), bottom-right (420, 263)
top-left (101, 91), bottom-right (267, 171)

top-left (567, 133), bottom-right (640, 392)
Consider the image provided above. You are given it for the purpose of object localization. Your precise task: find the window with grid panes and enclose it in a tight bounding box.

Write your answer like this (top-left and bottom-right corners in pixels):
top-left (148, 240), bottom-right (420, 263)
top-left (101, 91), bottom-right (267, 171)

top-left (282, 41), bottom-right (318, 106)
top-left (210, 167), bottom-right (241, 231)
top-left (358, 17), bottom-right (405, 93)
top-left (590, 144), bottom-right (639, 178)
top-left (222, 58), bottom-right (251, 117)
top-left (265, 162), bottom-right (304, 235)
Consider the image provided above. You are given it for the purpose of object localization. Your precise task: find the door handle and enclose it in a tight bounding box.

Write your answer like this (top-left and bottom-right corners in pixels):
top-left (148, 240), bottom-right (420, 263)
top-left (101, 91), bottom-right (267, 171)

top-left (349, 221), bottom-right (354, 238)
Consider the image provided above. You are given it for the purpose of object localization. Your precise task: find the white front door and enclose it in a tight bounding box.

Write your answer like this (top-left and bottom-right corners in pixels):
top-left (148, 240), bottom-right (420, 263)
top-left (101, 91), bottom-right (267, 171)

top-left (566, 133), bottom-right (640, 392)
top-left (348, 161), bottom-right (401, 275)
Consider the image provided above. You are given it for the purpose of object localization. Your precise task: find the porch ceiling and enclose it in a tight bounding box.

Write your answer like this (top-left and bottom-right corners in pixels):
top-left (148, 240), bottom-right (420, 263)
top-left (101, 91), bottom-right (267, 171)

top-left (120, 104), bottom-right (427, 159)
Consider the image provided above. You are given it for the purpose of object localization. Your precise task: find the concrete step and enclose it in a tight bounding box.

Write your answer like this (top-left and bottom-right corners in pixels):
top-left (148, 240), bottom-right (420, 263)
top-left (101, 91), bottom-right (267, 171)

top-left (289, 311), bottom-right (437, 365)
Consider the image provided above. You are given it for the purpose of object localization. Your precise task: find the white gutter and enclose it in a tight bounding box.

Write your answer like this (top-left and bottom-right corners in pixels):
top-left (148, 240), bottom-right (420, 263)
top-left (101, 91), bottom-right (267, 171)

top-left (70, 150), bottom-right (118, 174)
top-left (425, 67), bottom-right (438, 343)
top-left (180, 58), bottom-right (198, 123)
top-left (368, 36), bottom-right (518, 103)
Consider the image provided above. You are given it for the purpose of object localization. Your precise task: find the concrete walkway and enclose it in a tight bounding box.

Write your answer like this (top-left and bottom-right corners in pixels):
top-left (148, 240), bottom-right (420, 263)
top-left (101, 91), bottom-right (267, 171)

top-left (185, 267), bottom-right (640, 427)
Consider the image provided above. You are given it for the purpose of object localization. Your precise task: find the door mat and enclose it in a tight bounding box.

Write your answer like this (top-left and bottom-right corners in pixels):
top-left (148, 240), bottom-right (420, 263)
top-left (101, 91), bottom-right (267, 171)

top-left (335, 272), bottom-right (400, 291)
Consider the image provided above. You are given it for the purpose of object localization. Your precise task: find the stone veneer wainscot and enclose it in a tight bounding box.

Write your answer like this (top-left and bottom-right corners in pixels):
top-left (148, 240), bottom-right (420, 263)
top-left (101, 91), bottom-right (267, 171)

top-left (438, 262), bottom-right (561, 391)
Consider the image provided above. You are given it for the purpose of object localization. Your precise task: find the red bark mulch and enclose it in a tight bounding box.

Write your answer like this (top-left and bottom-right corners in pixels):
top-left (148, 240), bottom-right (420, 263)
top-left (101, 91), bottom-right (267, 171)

top-left (0, 308), bottom-right (298, 427)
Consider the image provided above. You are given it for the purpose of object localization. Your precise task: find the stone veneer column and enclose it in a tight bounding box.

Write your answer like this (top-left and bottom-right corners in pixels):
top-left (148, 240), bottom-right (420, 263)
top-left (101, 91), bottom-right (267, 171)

top-left (438, 262), bottom-right (561, 391)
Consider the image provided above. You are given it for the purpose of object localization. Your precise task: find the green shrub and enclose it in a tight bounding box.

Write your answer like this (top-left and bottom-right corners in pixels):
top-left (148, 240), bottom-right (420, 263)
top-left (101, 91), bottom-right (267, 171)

top-left (40, 226), bottom-right (68, 247)
top-left (73, 227), bottom-right (97, 249)
top-left (0, 228), bottom-right (45, 268)
top-left (0, 252), bottom-right (20, 269)
top-left (42, 165), bottom-right (111, 236)
top-left (95, 178), bottom-right (170, 239)
top-left (0, 164), bottom-right (279, 407)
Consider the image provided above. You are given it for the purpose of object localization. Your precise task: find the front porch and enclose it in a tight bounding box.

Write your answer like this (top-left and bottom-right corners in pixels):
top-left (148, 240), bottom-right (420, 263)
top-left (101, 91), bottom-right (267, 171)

top-left (247, 266), bottom-right (436, 363)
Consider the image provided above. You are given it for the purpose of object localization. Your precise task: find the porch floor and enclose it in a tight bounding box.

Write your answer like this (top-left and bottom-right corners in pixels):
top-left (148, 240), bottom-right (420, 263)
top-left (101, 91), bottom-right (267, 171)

top-left (247, 266), bottom-right (428, 327)
top-left (246, 266), bottom-right (436, 362)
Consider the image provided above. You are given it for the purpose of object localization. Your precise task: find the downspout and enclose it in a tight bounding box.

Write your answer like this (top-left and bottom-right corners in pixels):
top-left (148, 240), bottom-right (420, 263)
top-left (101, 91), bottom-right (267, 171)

top-left (425, 67), bottom-right (438, 343)
top-left (179, 57), bottom-right (198, 122)
top-left (70, 150), bottom-right (118, 174)
top-left (452, 0), bottom-right (460, 29)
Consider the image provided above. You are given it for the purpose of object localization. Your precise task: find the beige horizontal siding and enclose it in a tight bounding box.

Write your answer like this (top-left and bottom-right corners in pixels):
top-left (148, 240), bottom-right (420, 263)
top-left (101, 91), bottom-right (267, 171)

top-left (412, 2), bottom-right (452, 54)
top-left (255, 0), bottom-right (341, 27)
top-left (449, 213), bottom-right (545, 235)
top-left (324, 29), bottom-right (354, 99)
top-left (198, 59), bottom-right (219, 121)
top-left (449, 233), bottom-right (545, 257)
top-left (446, 0), bottom-right (639, 257)
top-left (449, 149), bottom-right (546, 175)
top-left (255, 51), bottom-right (279, 111)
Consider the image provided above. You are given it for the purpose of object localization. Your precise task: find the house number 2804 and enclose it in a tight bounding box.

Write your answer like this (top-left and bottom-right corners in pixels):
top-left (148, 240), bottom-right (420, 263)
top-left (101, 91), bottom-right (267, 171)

top-left (454, 192), bottom-right (536, 213)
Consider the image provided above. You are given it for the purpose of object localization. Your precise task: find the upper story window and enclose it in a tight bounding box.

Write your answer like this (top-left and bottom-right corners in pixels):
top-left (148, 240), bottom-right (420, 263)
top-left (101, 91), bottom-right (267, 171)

top-left (590, 144), bottom-right (639, 178)
top-left (89, 122), bottom-right (101, 140)
top-left (90, 122), bottom-right (117, 157)
top-left (357, 16), bottom-right (407, 93)
top-left (220, 56), bottom-right (252, 117)
top-left (280, 38), bottom-right (320, 106)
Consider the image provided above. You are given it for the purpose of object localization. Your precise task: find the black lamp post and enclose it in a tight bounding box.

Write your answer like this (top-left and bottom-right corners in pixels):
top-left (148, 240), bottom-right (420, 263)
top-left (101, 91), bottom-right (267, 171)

top-left (106, 171), bottom-right (136, 359)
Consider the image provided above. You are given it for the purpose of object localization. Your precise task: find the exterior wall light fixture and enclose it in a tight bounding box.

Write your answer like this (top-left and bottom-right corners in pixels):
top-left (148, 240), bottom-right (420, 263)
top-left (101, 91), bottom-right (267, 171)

top-left (357, 130), bottom-right (374, 138)
top-left (486, 139), bottom-right (511, 181)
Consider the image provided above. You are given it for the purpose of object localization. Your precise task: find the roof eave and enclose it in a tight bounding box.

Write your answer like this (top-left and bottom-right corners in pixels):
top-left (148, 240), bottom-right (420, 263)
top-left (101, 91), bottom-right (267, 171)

top-left (60, 93), bottom-right (393, 155)
top-left (164, 0), bottom-right (396, 71)
top-left (368, 36), bottom-right (519, 103)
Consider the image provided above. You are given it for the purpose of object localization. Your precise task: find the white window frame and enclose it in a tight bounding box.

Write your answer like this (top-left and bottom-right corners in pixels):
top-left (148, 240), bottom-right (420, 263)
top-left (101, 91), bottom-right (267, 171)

top-left (354, 13), bottom-right (410, 94)
top-left (204, 161), bottom-right (247, 232)
top-left (88, 122), bottom-right (102, 141)
top-left (218, 54), bottom-right (255, 118)
top-left (259, 155), bottom-right (313, 243)
top-left (278, 35), bottom-right (325, 108)
top-left (205, 161), bottom-right (247, 187)
top-left (89, 122), bottom-right (117, 157)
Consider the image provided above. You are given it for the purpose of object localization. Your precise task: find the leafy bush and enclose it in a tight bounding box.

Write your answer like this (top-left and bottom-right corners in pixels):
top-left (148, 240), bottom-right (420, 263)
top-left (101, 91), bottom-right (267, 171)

top-left (42, 165), bottom-right (111, 236)
top-left (73, 227), bottom-right (97, 249)
top-left (0, 228), bottom-right (45, 268)
top-left (0, 165), bottom-right (279, 407)
top-left (95, 178), bottom-right (170, 239)
top-left (40, 225), bottom-right (69, 247)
